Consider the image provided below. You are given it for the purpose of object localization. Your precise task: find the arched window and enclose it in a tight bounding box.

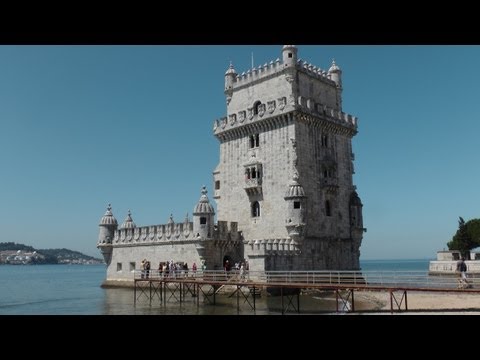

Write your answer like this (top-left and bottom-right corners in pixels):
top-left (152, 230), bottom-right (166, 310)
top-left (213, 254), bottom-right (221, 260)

top-left (249, 135), bottom-right (255, 148)
top-left (255, 134), bottom-right (260, 147)
top-left (251, 167), bottom-right (257, 179)
top-left (251, 201), bottom-right (260, 217)
top-left (253, 101), bottom-right (261, 115)
top-left (325, 200), bottom-right (332, 217)
top-left (245, 168), bottom-right (251, 179)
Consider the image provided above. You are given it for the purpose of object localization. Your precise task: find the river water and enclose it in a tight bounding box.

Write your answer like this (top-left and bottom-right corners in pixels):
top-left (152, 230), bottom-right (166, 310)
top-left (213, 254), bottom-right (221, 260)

top-left (0, 259), bottom-right (431, 315)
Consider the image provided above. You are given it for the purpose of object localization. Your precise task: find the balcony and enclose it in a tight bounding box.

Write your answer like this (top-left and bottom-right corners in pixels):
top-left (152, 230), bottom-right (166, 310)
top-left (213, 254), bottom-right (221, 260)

top-left (244, 177), bottom-right (262, 196)
top-left (320, 178), bottom-right (338, 193)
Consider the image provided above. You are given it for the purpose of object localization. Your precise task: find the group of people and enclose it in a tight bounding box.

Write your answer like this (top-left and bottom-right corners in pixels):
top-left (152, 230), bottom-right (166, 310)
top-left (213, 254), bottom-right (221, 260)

top-left (139, 258), bottom-right (250, 280)
top-left (223, 259), bottom-right (249, 281)
top-left (140, 259), bottom-right (151, 279)
top-left (140, 259), bottom-right (207, 279)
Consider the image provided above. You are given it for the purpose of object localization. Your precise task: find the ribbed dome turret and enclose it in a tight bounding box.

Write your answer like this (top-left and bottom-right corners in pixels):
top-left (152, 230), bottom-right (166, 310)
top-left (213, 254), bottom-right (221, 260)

top-left (328, 59), bottom-right (341, 73)
top-left (350, 191), bottom-right (363, 206)
top-left (99, 204), bottom-right (118, 226)
top-left (225, 61), bottom-right (237, 76)
top-left (193, 186), bottom-right (215, 214)
top-left (121, 210), bottom-right (136, 229)
top-left (284, 174), bottom-right (306, 199)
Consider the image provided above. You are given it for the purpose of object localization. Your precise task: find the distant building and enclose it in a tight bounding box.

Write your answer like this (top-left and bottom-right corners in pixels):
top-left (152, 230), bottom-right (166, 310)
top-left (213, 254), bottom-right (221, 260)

top-left (0, 250), bottom-right (44, 265)
top-left (97, 45), bottom-right (366, 286)
top-left (429, 249), bottom-right (480, 274)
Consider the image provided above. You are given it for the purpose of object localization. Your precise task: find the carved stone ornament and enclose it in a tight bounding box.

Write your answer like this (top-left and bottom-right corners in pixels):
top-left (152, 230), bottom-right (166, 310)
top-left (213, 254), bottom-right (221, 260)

top-left (239, 111), bottom-right (246, 123)
top-left (221, 117), bottom-right (227, 129)
top-left (156, 226), bottom-right (163, 240)
top-left (229, 114), bottom-right (237, 125)
top-left (278, 97), bottom-right (286, 110)
top-left (289, 94), bottom-right (295, 106)
top-left (258, 104), bottom-right (266, 117)
top-left (248, 108), bottom-right (254, 120)
top-left (267, 101), bottom-right (276, 114)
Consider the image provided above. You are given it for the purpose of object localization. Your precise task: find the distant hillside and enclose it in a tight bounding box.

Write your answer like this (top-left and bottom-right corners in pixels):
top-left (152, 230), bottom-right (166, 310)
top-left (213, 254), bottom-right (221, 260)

top-left (0, 242), bottom-right (103, 265)
top-left (0, 242), bottom-right (36, 252)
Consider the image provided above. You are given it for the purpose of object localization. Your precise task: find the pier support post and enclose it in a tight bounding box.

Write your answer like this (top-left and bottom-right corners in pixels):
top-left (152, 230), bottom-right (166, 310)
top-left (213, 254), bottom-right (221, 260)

top-left (281, 287), bottom-right (284, 315)
top-left (134, 280), bottom-right (137, 306)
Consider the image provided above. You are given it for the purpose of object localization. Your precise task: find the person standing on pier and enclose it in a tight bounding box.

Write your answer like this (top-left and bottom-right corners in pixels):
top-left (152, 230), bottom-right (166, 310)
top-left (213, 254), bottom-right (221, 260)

top-left (456, 257), bottom-right (468, 287)
top-left (192, 262), bottom-right (197, 277)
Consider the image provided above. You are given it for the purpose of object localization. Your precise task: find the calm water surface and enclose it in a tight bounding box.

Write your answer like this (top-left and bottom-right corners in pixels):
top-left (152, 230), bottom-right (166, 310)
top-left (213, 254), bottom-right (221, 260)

top-left (0, 260), bottom-right (431, 315)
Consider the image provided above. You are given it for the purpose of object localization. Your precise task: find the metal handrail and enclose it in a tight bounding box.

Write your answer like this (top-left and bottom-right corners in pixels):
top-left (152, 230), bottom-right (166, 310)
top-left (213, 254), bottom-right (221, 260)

top-left (132, 269), bottom-right (478, 289)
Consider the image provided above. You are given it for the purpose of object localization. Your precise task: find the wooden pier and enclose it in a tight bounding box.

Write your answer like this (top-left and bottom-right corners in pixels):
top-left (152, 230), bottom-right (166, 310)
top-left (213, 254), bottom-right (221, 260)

top-left (133, 270), bottom-right (480, 314)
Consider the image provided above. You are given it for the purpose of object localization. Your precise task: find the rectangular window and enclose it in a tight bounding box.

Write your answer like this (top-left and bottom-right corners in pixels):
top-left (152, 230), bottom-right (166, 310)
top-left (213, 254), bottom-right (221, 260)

top-left (200, 217), bottom-right (207, 225)
top-left (129, 262), bottom-right (135, 272)
top-left (117, 262), bottom-right (122, 272)
top-left (250, 134), bottom-right (260, 148)
top-left (294, 201), bottom-right (301, 209)
top-left (326, 200), bottom-right (332, 217)
top-left (215, 180), bottom-right (220, 190)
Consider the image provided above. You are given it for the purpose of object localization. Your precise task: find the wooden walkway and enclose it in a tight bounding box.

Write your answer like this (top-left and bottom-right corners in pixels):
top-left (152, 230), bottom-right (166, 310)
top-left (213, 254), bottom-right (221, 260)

top-left (133, 272), bottom-right (480, 313)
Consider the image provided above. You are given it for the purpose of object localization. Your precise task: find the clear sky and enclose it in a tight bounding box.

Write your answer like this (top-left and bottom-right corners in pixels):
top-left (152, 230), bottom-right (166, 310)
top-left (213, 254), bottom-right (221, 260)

top-left (0, 45), bottom-right (478, 260)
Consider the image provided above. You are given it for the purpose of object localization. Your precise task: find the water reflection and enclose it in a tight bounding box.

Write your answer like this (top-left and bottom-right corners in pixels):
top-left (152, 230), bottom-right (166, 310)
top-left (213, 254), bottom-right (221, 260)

top-left (102, 287), bottom-right (344, 315)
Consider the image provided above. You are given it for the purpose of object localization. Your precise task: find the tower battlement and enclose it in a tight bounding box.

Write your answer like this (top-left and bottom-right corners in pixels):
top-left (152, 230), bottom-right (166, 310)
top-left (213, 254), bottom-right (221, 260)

top-left (231, 58), bottom-right (335, 90)
top-left (213, 96), bottom-right (357, 139)
top-left (109, 220), bottom-right (241, 245)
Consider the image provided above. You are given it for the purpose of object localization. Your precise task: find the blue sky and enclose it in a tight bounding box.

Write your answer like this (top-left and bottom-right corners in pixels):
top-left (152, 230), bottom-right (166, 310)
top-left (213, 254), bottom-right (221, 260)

top-left (0, 45), bottom-right (478, 260)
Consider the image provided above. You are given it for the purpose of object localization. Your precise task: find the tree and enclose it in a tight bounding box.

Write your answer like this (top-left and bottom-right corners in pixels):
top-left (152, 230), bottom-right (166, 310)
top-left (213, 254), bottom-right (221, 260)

top-left (447, 217), bottom-right (480, 258)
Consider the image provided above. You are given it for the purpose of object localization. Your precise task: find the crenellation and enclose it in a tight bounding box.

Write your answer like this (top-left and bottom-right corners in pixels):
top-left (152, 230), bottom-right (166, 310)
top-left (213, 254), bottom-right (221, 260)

top-left (214, 95), bottom-right (357, 137)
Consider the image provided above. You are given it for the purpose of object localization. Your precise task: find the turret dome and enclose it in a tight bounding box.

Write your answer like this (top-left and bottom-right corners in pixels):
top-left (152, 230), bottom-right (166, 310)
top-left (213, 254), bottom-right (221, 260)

top-left (284, 173), bottom-right (306, 199)
top-left (350, 191), bottom-right (363, 206)
top-left (194, 186), bottom-right (215, 214)
top-left (328, 59), bottom-right (341, 73)
top-left (225, 61), bottom-right (237, 76)
top-left (121, 210), bottom-right (136, 229)
top-left (99, 204), bottom-right (118, 226)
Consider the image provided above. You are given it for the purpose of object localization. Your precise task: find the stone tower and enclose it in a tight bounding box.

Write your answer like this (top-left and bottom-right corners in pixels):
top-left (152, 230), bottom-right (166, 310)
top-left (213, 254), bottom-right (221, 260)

top-left (213, 45), bottom-right (365, 272)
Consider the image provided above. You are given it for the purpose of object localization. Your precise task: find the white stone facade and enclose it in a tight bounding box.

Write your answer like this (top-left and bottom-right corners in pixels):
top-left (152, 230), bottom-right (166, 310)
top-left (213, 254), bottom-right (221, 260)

top-left (214, 46), bottom-right (364, 272)
top-left (98, 46), bottom-right (365, 285)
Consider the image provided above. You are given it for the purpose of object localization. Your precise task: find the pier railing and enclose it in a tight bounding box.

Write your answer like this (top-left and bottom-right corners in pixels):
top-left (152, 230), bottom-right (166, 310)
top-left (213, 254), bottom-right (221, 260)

top-left (134, 269), bottom-right (478, 289)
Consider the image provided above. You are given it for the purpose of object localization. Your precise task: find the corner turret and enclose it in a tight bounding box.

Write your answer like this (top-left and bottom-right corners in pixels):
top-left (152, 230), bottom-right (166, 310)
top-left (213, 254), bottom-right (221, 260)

top-left (224, 62), bottom-right (237, 105)
top-left (328, 59), bottom-right (342, 110)
top-left (349, 191), bottom-right (364, 231)
top-left (328, 59), bottom-right (342, 88)
top-left (282, 45), bottom-right (298, 67)
top-left (193, 186), bottom-right (215, 239)
top-left (284, 173), bottom-right (307, 243)
top-left (97, 204), bottom-right (118, 265)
